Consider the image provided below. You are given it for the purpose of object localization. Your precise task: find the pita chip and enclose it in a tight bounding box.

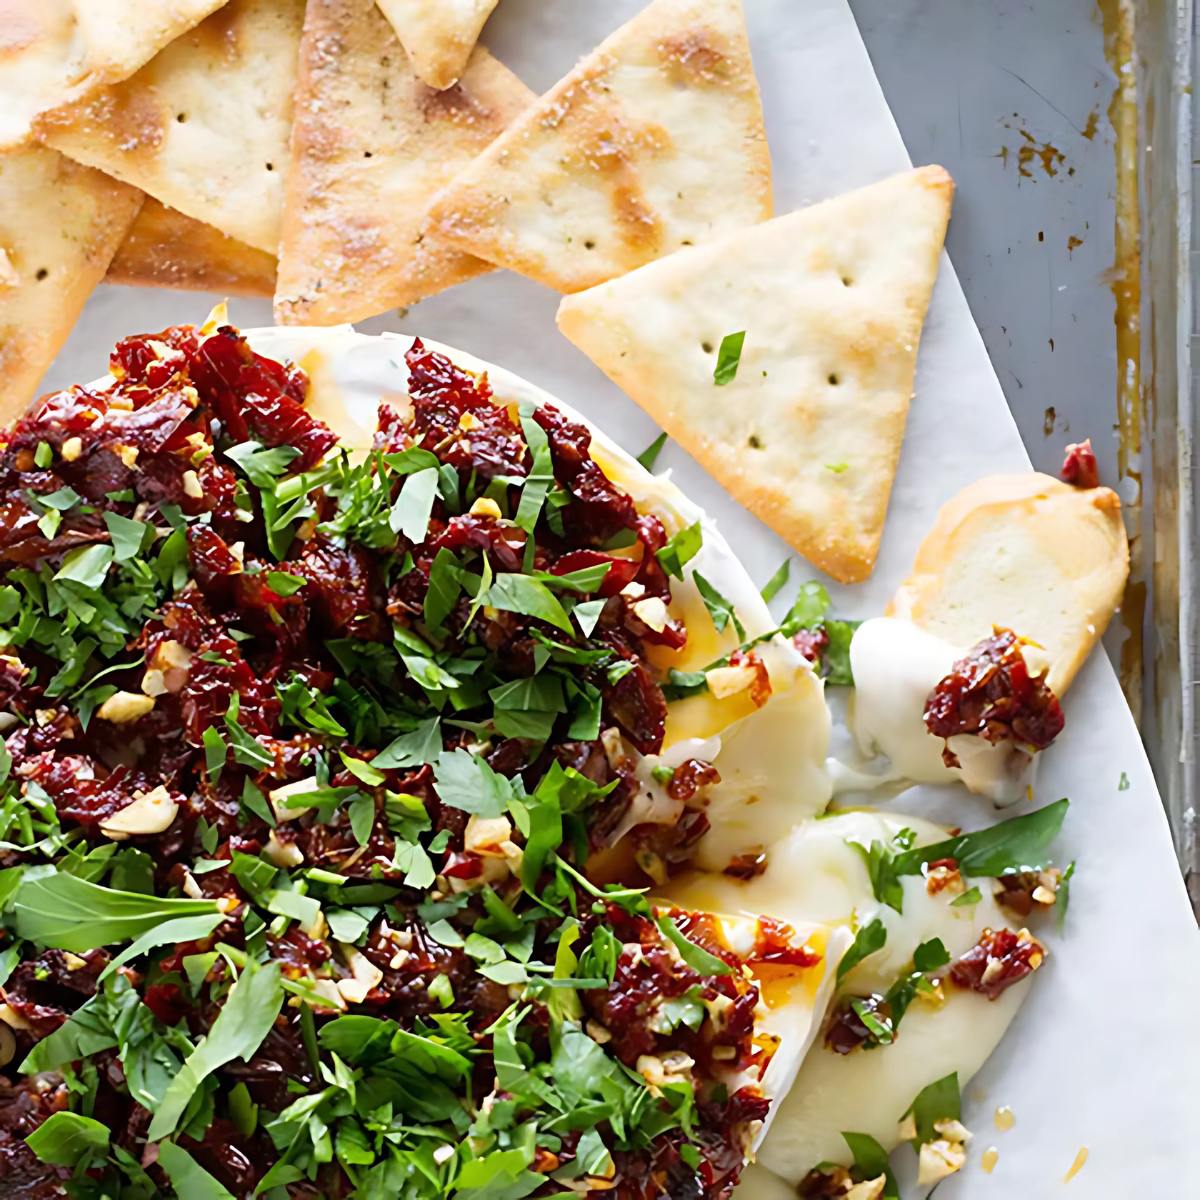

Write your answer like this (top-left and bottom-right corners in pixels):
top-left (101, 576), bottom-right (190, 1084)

top-left (274, 0), bottom-right (532, 326)
top-left (0, 0), bottom-right (228, 148)
top-left (556, 167), bottom-right (954, 583)
top-left (107, 197), bottom-right (276, 297)
top-left (38, 0), bottom-right (303, 254)
top-left (374, 0), bottom-right (500, 90)
top-left (0, 146), bottom-right (142, 421)
top-left (425, 0), bottom-right (771, 293)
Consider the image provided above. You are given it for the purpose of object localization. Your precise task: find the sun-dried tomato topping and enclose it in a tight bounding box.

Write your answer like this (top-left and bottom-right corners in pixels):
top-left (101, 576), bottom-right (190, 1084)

top-left (824, 993), bottom-right (890, 1056)
top-left (923, 628), bottom-right (1065, 766)
top-left (723, 852), bottom-right (768, 880)
top-left (665, 757), bottom-right (721, 802)
top-left (949, 926), bottom-right (1045, 999)
top-left (792, 625), bottom-right (830, 666)
top-left (1060, 438), bottom-right (1100, 488)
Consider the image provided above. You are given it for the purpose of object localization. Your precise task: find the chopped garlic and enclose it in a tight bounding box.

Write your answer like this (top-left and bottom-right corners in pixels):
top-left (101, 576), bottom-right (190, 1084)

top-left (264, 832), bottom-right (304, 869)
top-left (100, 785), bottom-right (179, 838)
top-left (704, 662), bottom-right (757, 699)
top-left (182, 469), bottom-right (203, 499)
top-left (336, 947), bottom-right (384, 1004)
top-left (469, 497), bottom-right (502, 519)
top-left (60, 436), bottom-right (83, 462)
top-left (846, 1178), bottom-right (887, 1200)
top-left (918, 1138), bottom-right (968, 1185)
top-left (632, 596), bottom-right (669, 633)
top-left (464, 814), bottom-right (513, 856)
top-left (96, 691), bottom-right (155, 724)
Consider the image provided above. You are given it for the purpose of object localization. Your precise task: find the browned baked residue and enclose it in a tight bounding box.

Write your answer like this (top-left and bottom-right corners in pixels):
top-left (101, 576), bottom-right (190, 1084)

top-left (1082, 107), bottom-right (1101, 139)
top-left (1097, 0), bottom-right (1144, 713)
top-left (1043, 405), bottom-right (1057, 435)
top-left (1068, 234), bottom-right (1084, 254)
top-left (656, 31), bottom-right (730, 85)
top-left (1016, 127), bottom-right (1066, 178)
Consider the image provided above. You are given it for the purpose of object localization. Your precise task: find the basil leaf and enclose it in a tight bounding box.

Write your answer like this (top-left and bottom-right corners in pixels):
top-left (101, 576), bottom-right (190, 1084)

top-left (836, 917), bottom-right (887, 983)
top-left (713, 330), bottom-right (745, 385)
top-left (951, 886), bottom-right (982, 908)
top-left (891, 799), bottom-right (1069, 879)
top-left (904, 1072), bottom-right (961, 1145)
top-left (99, 912), bottom-right (226, 982)
top-left (655, 521), bottom-right (702, 579)
top-left (636, 432), bottom-right (668, 471)
top-left (225, 441), bottom-right (301, 488)
top-left (104, 512), bottom-right (150, 562)
top-left (54, 544), bottom-right (113, 589)
top-left (841, 1132), bottom-right (899, 1199)
top-left (148, 958), bottom-right (284, 1139)
top-left (693, 571), bottom-right (744, 638)
top-left (158, 1140), bottom-right (236, 1199)
top-left (374, 716), bottom-right (442, 770)
top-left (265, 571), bottom-right (306, 597)
top-left (486, 573), bottom-right (573, 634)
top-left (11, 873), bottom-right (221, 952)
top-left (433, 748), bottom-right (513, 817)
top-left (515, 411), bottom-right (553, 533)
top-left (424, 547), bottom-right (463, 631)
top-left (25, 1111), bottom-right (109, 1167)
top-left (390, 465), bottom-right (439, 543)
top-left (572, 598), bottom-right (607, 638)
top-left (1056, 860), bottom-right (1076, 928)
top-left (760, 558), bottom-right (791, 604)
top-left (849, 839), bottom-right (905, 913)
top-left (656, 915), bottom-right (731, 976)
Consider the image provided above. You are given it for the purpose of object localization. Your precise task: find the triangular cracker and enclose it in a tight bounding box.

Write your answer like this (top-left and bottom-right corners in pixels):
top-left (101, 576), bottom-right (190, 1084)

top-left (556, 167), bottom-right (954, 583)
top-left (107, 197), bottom-right (276, 297)
top-left (0, 146), bottom-right (142, 420)
top-left (374, 0), bottom-right (500, 90)
top-left (425, 0), bottom-right (771, 293)
top-left (38, 0), bottom-right (303, 254)
top-left (274, 0), bottom-right (532, 326)
top-left (0, 0), bottom-right (228, 149)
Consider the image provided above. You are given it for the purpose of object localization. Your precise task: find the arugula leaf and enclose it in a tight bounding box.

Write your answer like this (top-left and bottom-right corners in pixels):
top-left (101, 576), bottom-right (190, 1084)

top-left (693, 571), bottom-right (744, 638)
top-left (148, 958), bottom-right (284, 1139)
top-left (837, 918), bottom-right (887, 983)
top-left (373, 716), bottom-right (442, 770)
top-left (636, 432), bottom-right (668, 471)
top-left (713, 331), bottom-right (745, 385)
top-left (24, 1111), bottom-right (109, 1167)
top-left (656, 915), bottom-right (731, 976)
top-left (486, 573), bottom-right (573, 634)
top-left (433, 748), bottom-right (514, 817)
top-left (11, 873), bottom-right (221, 953)
top-left (904, 1072), bottom-right (961, 1144)
top-left (655, 522), bottom-right (702, 579)
top-left (390, 466), bottom-right (439, 543)
top-left (158, 1140), bottom-right (236, 1199)
top-left (891, 799), bottom-right (1069, 879)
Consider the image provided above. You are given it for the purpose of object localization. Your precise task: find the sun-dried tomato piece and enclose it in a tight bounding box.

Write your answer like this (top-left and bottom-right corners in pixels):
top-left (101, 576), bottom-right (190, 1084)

top-left (293, 535), bottom-right (385, 639)
top-left (599, 633), bottom-right (668, 755)
top-left (665, 758), bottom-right (720, 802)
top-left (1060, 438), bottom-right (1100, 489)
top-left (824, 993), bottom-right (890, 1055)
top-left (949, 926), bottom-right (1045, 999)
top-left (551, 548), bottom-right (639, 597)
top-left (427, 513), bottom-right (526, 574)
top-left (792, 625), bottom-right (830, 666)
top-left (923, 628), bottom-right (1065, 766)
top-left (188, 326), bottom-right (336, 469)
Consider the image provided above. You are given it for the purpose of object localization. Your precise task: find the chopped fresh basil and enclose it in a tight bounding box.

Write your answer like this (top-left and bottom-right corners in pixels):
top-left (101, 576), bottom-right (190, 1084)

top-left (760, 557), bottom-right (791, 604)
top-left (950, 886), bottom-right (983, 908)
top-left (713, 331), bottom-right (746, 385)
top-left (693, 571), bottom-right (745, 638)
top-left (636, 432), bottom-right (668, 471)
top-left (655, 521), bottom-right (703, 579)
top-left (837, 917), bottom-right (887, 983)
top-left (904, 1072), bottom-right (962, 1145)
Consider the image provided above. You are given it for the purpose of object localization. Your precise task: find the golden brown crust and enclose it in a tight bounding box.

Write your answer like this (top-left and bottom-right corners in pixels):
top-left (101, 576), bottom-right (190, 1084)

top-left (557, 166), bottom-right (954, 582)
top-left (0, 146), bottom-right (142, 422)
top-left (38, 0), bottom-right (303, 253)
top-left (425, 0), bottom-right (772, 293)
top-left (374, 0), bottom-right (501, 90)
top-left (273, 0), bottom-right (532, 326)
top-left (888, 472), bottom-right (1131, 694)
top-left (106, 197), bottom-right (276, 296)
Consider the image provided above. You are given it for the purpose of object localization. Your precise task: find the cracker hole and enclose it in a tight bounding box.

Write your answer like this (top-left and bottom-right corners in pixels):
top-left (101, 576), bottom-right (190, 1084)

top-left (35, 268), bottom-right (49, 281)
top-left (841, 275), bottom-right (853, 287)
top-left (363, 150), bottom-right (374, 158)
top-left (583, 239), bottom-right (595, 250)
top-left (265, 162), bottom-right (275, 171)
top-left (827, 373), bottom-right (840, 386)
top-left (176, 112), bottom-right (187, 124)
top-left (701, 341), bottom-right (714, 354)
top-left (747, 434), bottom-right (763, 449)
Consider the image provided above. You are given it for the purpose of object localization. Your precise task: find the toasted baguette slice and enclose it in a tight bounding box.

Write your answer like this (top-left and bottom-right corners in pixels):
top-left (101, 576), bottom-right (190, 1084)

top-left (274, 0), bottom-right (532, 326)
top-left (0, 147), bottom-right (142, 422)
top-left (0, 0), bottom-right (228, 148)
top-left (107, 198), bottom-right (276, 296)
top-left (425, 0), bottom-right (771, 293)
top-left (889, 472), bottom-right (1129, 695)
top-left (39, 0), bottom-right (303, 254)
top-left (374, 0), bottom-right (500, 90)
top-left (557, 167), bottom-right (953, 582)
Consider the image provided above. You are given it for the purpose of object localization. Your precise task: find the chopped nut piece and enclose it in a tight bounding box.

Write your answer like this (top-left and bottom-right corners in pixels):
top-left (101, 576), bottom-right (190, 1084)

top-left (632, 596), bottom-right (669, 632)
top-left (464, 814), bottom-right (513, 856)
top-left (182, 469), bottom-right (203, 499)
top-left (96, 691), bottom-right (155, 724)
top-left (846, 1178), bottom-right (887, 1200)
top-left (336, 946), bottom-right (384, 1004)
top-left (705, 662), bottom-right (758, 699)
top-left (264, 833), bottom-right (304, 869)
top-left (114, 443), bottom-right (139, 469)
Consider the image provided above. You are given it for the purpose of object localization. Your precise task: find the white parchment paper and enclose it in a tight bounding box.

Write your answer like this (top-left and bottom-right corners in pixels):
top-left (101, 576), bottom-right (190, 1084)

top-left (45, 0), bottom-right (1200, 1194)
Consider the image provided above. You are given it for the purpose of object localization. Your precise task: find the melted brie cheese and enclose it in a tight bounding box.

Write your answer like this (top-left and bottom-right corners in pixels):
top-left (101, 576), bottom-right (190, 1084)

top-left (841, 617), bottom-right (1035, 804)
